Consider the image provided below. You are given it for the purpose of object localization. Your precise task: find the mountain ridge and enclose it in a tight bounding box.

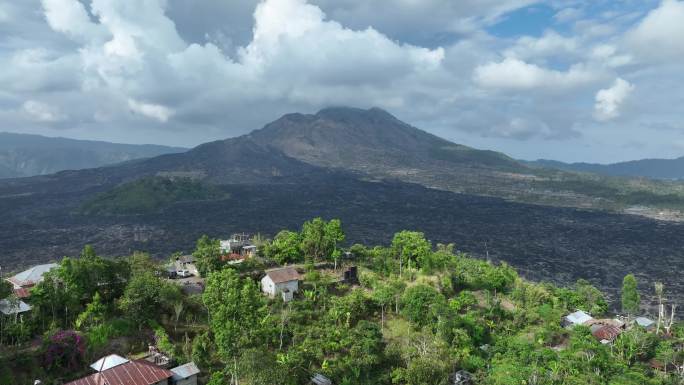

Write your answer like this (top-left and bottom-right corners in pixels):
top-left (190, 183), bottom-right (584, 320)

top-left (528, 157), bottom-right (684, 180)
top-left (0, 132), bottom-right (187, 179)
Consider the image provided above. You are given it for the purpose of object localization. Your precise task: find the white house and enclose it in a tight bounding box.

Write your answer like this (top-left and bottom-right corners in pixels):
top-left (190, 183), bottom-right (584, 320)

top-left (562, 310), bottom-right (593, 328)
top-left (261, 267), bottom-right (300, 302)
top-left (171, 362), bottom-right (200, 385)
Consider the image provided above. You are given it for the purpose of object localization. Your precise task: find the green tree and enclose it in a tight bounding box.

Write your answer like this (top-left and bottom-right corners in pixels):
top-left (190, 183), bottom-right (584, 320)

top-left (75, 292), bottom-right (106, 330)
top-left (119, 272), bottom-right (181, 327)
top-left (193, 235), bottom-right (223, 276)
top-left (263, 230), bottom-right (302, 265)
top-left (0, 280), bottom-right (12, 300)
top-left (391, 231), bottom-right (431, 277)
top-left (621, 274), bottom-right (640, 318)
top-left (401, 284), bottom-right (446, 327)
top-left (203, 269), bottom-right (266, 382)
top-left (300, 218), bottom-right (345, 264)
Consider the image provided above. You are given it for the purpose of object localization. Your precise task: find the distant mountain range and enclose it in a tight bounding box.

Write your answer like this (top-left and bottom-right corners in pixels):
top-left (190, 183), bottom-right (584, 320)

top-left (0, 132), bottom-right (186, 179)
top-left (528, 157), bottom-right (684, 180)
top-left (1, 107), bottom-right (684, 305)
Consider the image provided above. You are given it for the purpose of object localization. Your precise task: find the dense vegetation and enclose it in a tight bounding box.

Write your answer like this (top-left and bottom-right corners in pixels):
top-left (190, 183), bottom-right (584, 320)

top-left (80, 177), bottom-right (229, 215)
top-left (0, 219), bottom-right (682, 384)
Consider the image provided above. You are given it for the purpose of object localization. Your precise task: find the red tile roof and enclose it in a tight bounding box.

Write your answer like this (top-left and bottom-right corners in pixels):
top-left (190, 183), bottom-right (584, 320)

top-left (64, 359), bottom-right (174, 385)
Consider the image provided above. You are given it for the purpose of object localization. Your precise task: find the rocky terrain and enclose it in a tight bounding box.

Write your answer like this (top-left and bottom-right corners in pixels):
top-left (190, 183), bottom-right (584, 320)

top-left (0, 107), bottom-right (682, 307)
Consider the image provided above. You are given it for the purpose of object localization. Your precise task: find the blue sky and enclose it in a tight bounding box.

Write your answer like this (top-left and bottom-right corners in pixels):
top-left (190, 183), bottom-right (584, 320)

top-left (0, 0), bottom-right (682, 163)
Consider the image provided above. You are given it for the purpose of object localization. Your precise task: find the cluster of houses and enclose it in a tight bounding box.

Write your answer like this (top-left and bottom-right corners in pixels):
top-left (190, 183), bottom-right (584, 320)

top-left (64, 353), bottom-right (199, 385)
top-left (0, 262), bottom-right (58, 318)
top-left (219, 233), bottom-right (257, 264)
top-left (562, 309), bottom-right (656, 344)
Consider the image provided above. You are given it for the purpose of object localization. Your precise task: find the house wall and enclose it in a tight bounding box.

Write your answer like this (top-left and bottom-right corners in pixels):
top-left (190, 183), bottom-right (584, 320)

top-left (275, 280), bottom-right (299, 294)
top-left (154, 379), bottom-right (169, 385)
top-left (173, 375), bottom-right (197, 385)
top-left (260, 277), bottom-right (299, 297)
top-left (261, 276), bottom-right (276, 296)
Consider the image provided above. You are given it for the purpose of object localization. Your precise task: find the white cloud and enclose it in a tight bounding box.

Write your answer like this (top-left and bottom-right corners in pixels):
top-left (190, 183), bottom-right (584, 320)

top-left (473, 58), bottom-right (597, 90)
top-left (127, 99), bottom-right (174, 122)
top-left (40, 0), bottom-right (100, 40)
top-left (504, 31), bottom-right (578, 60)
top-left (22, 100), bottom-right (66, 122)
top-left (627, 0), bottom-right (684, 60)
top-left (594, 78), bottom-right (634, 121)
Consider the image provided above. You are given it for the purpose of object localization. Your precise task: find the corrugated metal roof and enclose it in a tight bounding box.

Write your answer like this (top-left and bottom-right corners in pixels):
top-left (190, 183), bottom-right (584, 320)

top-left (90, 354), bottom-right (129, 372)
top-left (64, 359), bottom-right (173, 385)
top-left (0, 299), bottom-right (32, 315)
top-left (8, 263), bottom-right (58, 287)
top-left (592, 325), bottom-right (622, 342)
top-left (565, 310), bottom-right (593, 325)
top-left (171, 362), bottom-right (200, 380)
top-left (635, 317), bottom-right (655, 327)
top-left (265, 267), bottom-right (300, 283)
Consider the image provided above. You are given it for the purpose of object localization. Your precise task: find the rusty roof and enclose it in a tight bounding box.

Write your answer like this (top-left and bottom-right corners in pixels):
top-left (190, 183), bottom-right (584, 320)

top-left (64, 359), bottom-right (174, 385)
top-left (592, 325), bottom-right (622, 342)
top-left (265, 267), bottom-right (300, 283)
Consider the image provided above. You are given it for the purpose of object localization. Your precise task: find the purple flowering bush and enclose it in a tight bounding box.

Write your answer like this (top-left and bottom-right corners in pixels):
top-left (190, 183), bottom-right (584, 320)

top-left (44, 330), bottom-right (87, 371)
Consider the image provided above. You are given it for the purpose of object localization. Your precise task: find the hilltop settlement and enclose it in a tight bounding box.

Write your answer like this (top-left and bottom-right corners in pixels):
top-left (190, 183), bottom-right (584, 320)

top-left (0, 218), bottom-right (682, 384)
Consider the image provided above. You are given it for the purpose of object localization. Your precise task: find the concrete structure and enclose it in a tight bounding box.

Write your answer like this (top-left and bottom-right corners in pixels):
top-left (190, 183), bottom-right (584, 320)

top-left (170, 362), bottom-right (200, 385)
top-left (562, 310), bottom-right (593, 328)
top-left (90, 354), bottom-right (129, 372)
top-left (261, 267), bottom-right (300, 302)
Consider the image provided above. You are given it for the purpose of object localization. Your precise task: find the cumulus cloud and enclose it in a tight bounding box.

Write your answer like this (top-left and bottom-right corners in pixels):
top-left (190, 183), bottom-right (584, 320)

top-left (0, 0), bottom-right (681, 161)
top-left (473, 58), bottom-right (596, 90)
top-left (22, 100), bottom-right (66, 122)
top-left (594, 78), bottom-right (634, 121)
top-left (627, 0), bottom-right (684, 60)
top-left (127, 99), bottom-right (174, 122)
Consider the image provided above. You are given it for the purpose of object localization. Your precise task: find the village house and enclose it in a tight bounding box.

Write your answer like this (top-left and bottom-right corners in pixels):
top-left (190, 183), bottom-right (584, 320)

top-left (0, 298), bottom-right (32, 316)
top-left (65, 359), bottom-right (175, 385)
top-left (635, 316), bottom-right (656, 330)
top-left (170, 362), bottom-right (200, 385)
top-left (173, 255), bottom-right (198, 277)
top-left (90, 354), bottom-right (129, 372)
top-left (6, 263), bottom-right (58, 298)
top-left (562, 310), bottom-right (593, 328)
top-left (67, 354), bottom-right (199, 385)
top-left (591, 324), bottom-right (623, 344)
top-left (219, 233), bottom-right (251, 254)
top-left (261, 266), bottom-right (300, 302)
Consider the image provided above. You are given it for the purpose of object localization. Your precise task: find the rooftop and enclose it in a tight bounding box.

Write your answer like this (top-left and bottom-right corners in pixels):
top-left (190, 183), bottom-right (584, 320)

top-left (565, 310), bottom-right (593, 325)
top-left (0, 299), bottom-right (32, 315)
top-left (7, 263), bottom-right (58, 287)
top-left (65, 359), bottom-right (173, 385)
top-left (90, 354), bottom-right (129, 372)
top-left (171, 362), bottom-right (200, 380)
top-left (265, 266), bottom-right (300, 284)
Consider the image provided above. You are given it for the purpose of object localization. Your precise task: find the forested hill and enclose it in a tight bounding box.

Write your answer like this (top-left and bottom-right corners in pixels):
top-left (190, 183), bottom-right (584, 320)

top-left (529, 157), bottom-right (684, 180)
top-left (1, 220), bottom-right (681, 384)
top-left (0, 132), bottom-right (186, 178)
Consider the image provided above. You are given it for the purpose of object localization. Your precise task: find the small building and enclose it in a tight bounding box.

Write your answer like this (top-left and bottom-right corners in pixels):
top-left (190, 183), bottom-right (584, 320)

top-left (261, 267), bottom-right (300, 302)
top-left (220, 233), bottom-right (251, 254)
top-left (90, 354), bottom-right (129, 372)
top-left (6, 263), bottom-right (58, 298)
top-left (311, 373), bottom-right (332, 385)
top-left (170, 362), bottom-right (200, 385)
top-left (562, 310), bottom-right (593, 328)
top-left (64, 359), bottom-right (174, 385)
top-left (634, 317), bottom-right (656, 330)
top-left (591, 324), bottom-right (622, 344)
top-left (0, 299), bottom-right (32, 316)
top-left (242, 245), bottom-right (257, 256)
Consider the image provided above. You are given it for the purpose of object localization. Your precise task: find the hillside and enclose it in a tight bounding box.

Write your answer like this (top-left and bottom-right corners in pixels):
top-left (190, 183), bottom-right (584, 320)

top-left (530, 157), bottom-right (684, 180)
top-left (1, 107), bottom-right (684, 305)
top-left (0, 132), bottom-right (186, 178)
